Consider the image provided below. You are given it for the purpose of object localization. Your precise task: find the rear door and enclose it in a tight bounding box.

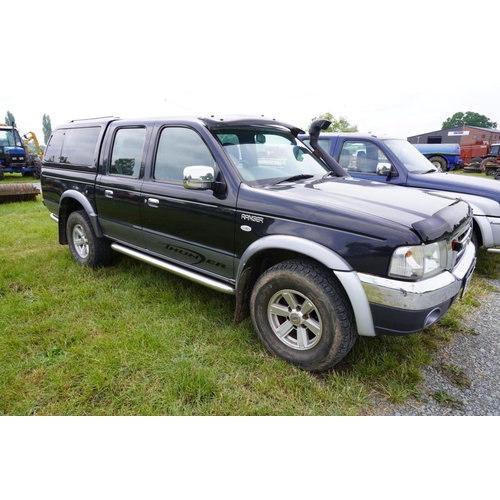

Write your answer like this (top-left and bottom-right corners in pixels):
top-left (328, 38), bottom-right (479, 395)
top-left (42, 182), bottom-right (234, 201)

top-left (95, 123), bottom-right (150, 248)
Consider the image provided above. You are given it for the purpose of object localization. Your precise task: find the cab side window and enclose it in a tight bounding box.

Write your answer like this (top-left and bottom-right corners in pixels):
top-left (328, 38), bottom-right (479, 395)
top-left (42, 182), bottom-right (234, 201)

top-left (154, 127), bottom-right (214, 183)
top-left (110, 128), bottom-right (146, 177)
top-left (339, 140), bottom-right (390, 174)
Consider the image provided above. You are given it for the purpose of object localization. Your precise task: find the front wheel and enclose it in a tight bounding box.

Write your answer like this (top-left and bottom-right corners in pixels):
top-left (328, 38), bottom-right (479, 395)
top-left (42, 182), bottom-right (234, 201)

top-left (66, 210), bottom-right (113, 268)
top-left (250, 259), bottom-right (357, 372)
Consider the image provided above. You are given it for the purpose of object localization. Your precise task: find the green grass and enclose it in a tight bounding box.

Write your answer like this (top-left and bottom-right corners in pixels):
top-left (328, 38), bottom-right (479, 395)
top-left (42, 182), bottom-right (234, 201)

top-left (1, 199), bottom-right (498, 415)
top-left (450, 169), bottom-right (495, 180)
top-left (0, 173), bottom-right (37, 184)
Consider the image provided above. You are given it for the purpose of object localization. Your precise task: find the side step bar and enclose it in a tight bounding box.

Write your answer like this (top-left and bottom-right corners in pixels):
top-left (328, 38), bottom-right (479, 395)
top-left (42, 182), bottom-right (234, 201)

top-left (111, 243), bottom-right (235, 295)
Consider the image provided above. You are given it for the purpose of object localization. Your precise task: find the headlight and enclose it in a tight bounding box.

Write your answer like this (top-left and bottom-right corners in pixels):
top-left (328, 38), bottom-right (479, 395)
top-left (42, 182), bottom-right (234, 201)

top-left (389, 241), bottom-right (448, 280)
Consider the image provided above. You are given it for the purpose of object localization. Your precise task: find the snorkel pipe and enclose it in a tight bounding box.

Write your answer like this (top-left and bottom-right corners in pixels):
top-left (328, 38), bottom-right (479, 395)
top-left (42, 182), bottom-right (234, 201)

top-left (308, 119), bottom-right (347, 177)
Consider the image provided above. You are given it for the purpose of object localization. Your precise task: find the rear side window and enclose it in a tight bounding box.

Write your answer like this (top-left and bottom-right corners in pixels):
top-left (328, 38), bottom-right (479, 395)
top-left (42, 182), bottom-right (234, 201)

top-left (44, 127), bottom-right (101, 167)
top-left (110, 128), bottom-right (146, 177)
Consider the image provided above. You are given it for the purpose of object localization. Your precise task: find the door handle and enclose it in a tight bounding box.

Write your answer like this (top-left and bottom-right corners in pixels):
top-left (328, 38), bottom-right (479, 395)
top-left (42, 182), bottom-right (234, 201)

top-left (104, 189), bottom-right (113, 198)
top-left (147, 198), bottom-right (160, 208)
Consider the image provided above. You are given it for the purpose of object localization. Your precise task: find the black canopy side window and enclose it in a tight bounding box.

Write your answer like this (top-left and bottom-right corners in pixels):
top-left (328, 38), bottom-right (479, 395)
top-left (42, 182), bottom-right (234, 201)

top-left (43, 129), bottom-right (65, 163)
top-left (44, 127), bottom-right (101, 167)
top-left (59, 127), bottom-right (101, 167)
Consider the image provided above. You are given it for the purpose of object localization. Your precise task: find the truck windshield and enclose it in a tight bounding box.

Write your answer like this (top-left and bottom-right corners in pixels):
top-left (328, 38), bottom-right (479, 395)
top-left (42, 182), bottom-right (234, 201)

top-left (383, 138), bottom-right (438, 173)
top-left (0, 128), bottom-right (23, 147)
top-left (215, 127), bottom-right (329, 186)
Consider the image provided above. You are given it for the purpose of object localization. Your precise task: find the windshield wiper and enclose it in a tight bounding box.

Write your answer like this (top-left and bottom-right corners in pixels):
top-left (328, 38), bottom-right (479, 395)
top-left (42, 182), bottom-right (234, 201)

top-left (422, 169), bottom-right (438, 174)
top-left (322, 171), bottom-right (339, 178)
top-left (269, 174), bottom-right (315, 185)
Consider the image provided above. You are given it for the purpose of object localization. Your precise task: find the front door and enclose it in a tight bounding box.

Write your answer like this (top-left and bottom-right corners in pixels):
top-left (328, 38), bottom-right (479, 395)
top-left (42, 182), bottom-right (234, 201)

top-left (141, 126), bottom-right (236, 281)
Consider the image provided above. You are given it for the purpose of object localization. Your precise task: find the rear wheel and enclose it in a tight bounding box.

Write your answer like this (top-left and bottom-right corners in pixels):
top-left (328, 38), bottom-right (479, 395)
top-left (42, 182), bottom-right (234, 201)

top-left (66, 210), bottom-right (113, 268)
top-left (33, 158), bottom-right (42, 179)
top-left (250, 258), bottom-right (357, 372)
top-left (428, 156), bottom-right (447, 172)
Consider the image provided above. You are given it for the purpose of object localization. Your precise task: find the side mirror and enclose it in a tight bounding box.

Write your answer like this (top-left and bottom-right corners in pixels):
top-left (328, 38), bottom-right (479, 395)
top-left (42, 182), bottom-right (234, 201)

top-left (377, 164), bottom-right (398, 178)
top-left (183, 166), bottom-right (215, 190)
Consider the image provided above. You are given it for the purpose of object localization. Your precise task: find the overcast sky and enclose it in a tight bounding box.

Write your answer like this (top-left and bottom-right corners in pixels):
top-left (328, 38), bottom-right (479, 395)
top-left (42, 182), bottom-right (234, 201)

top-left (3, 0), bottom-right (499, 145)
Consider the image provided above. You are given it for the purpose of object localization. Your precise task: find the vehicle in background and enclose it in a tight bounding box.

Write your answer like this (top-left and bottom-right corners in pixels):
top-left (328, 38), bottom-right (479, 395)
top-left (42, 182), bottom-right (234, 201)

top-left (0, 123), bottom-right (42, 180)
top-left (299, 129), bottom-right (500, 253)
top-left (460, 141), bottom-right (500, 175)
top-left (412, 143), bottom-right (462, 171)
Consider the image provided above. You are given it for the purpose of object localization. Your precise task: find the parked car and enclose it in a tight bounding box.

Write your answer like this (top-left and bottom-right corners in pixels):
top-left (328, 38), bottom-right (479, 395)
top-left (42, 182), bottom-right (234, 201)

top-left (412, 143), bottom-right (462, 171)
top-left (300, 123), bottom-right (500, 253)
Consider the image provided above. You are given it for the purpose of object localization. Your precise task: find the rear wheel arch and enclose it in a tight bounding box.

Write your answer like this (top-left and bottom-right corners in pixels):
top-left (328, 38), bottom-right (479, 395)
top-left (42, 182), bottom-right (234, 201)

top-left (59, 190), bottom-right (104, 243)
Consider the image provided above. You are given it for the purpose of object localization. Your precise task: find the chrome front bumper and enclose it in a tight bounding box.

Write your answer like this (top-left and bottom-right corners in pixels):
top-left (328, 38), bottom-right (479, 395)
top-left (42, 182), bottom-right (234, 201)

top-left (358, 241), bottom-right (476, 312)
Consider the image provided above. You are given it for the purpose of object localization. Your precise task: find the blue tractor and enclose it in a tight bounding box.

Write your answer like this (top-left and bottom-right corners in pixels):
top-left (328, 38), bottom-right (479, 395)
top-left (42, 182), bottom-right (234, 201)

top-left (0, 123), bottom-right (41, 180)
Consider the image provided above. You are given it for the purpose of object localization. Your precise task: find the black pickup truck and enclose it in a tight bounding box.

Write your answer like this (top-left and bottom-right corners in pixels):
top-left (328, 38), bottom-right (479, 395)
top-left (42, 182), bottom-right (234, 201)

top-left (41, 115), bottom-right (476, 372)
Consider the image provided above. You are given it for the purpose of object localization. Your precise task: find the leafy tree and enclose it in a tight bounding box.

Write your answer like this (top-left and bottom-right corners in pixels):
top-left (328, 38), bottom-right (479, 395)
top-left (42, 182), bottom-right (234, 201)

top-left (4, 111), bottom-right (16, 127)
top-left (308, 112), bottom-right (358, 132)
top-left (442, 111), bottom-right (497, 130)
top-left (42, 114), bottom-right (52, 144)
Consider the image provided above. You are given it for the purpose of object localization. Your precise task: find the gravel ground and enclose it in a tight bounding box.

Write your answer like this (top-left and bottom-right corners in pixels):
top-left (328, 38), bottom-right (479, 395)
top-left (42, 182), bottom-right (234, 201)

top-left (374, 278), bottom-right (500, 416)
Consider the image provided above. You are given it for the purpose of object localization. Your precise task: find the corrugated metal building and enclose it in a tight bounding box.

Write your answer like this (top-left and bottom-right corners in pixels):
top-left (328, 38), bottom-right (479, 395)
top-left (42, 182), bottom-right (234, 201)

top-left (407, 126), bottom-right (500, 147)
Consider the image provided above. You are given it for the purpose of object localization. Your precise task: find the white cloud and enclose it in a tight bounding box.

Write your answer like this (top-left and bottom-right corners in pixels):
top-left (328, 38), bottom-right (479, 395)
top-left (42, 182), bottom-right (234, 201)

top-left (2, 0), bottom-right (499, 143)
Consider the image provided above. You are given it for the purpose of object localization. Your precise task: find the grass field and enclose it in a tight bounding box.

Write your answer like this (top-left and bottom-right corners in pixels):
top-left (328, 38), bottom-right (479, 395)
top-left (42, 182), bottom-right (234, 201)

top-left (0, 173), bottom-right (37, 184)
top-left (1, 196), bottom-right (499, 415)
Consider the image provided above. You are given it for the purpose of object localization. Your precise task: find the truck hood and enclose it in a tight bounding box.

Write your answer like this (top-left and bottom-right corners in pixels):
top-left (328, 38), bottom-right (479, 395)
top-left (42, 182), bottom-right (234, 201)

top-left (253, 176), bottom-right (471, 242)
top-left (407, 171), bottom-right (500, 206)
top-left (3, 146), bottom-right (25, 154)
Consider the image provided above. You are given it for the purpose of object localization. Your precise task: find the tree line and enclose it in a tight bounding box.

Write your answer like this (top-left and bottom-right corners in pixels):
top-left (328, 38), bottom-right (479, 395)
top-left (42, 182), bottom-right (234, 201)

top-left (308, 111), bottom-right (497, 133)
top-left (3, 111), bottom-right (52, 145)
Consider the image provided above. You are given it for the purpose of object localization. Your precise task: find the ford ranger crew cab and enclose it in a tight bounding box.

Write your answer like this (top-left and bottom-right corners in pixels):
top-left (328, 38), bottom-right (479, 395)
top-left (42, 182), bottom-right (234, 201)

top-left (41, 115), bottom-right (476, 372)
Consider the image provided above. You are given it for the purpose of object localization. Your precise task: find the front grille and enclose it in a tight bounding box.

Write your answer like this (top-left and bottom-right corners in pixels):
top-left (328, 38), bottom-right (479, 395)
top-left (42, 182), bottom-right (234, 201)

top-left (451, 221), bottom-right (472, 268)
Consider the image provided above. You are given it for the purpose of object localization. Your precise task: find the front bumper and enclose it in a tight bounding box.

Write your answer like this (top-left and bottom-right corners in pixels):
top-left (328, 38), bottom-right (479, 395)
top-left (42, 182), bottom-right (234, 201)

top-left (358, 241), bottom-right (476, 335)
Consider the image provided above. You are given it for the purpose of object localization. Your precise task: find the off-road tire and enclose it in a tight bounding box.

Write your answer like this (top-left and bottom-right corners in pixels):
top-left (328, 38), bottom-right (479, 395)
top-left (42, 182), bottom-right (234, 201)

top-left (463, 165), bottom-right (482, 174)
top-left (250, 258), bottom-right (357, 372)
top-left (33, 158), bottom-right (42, 180)
top-left (472, 228), bottom-right (480, 251)
top-left (428, 156), bottom-right (447, 172)
top-left (66, 210), bottom-right (113, 268)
